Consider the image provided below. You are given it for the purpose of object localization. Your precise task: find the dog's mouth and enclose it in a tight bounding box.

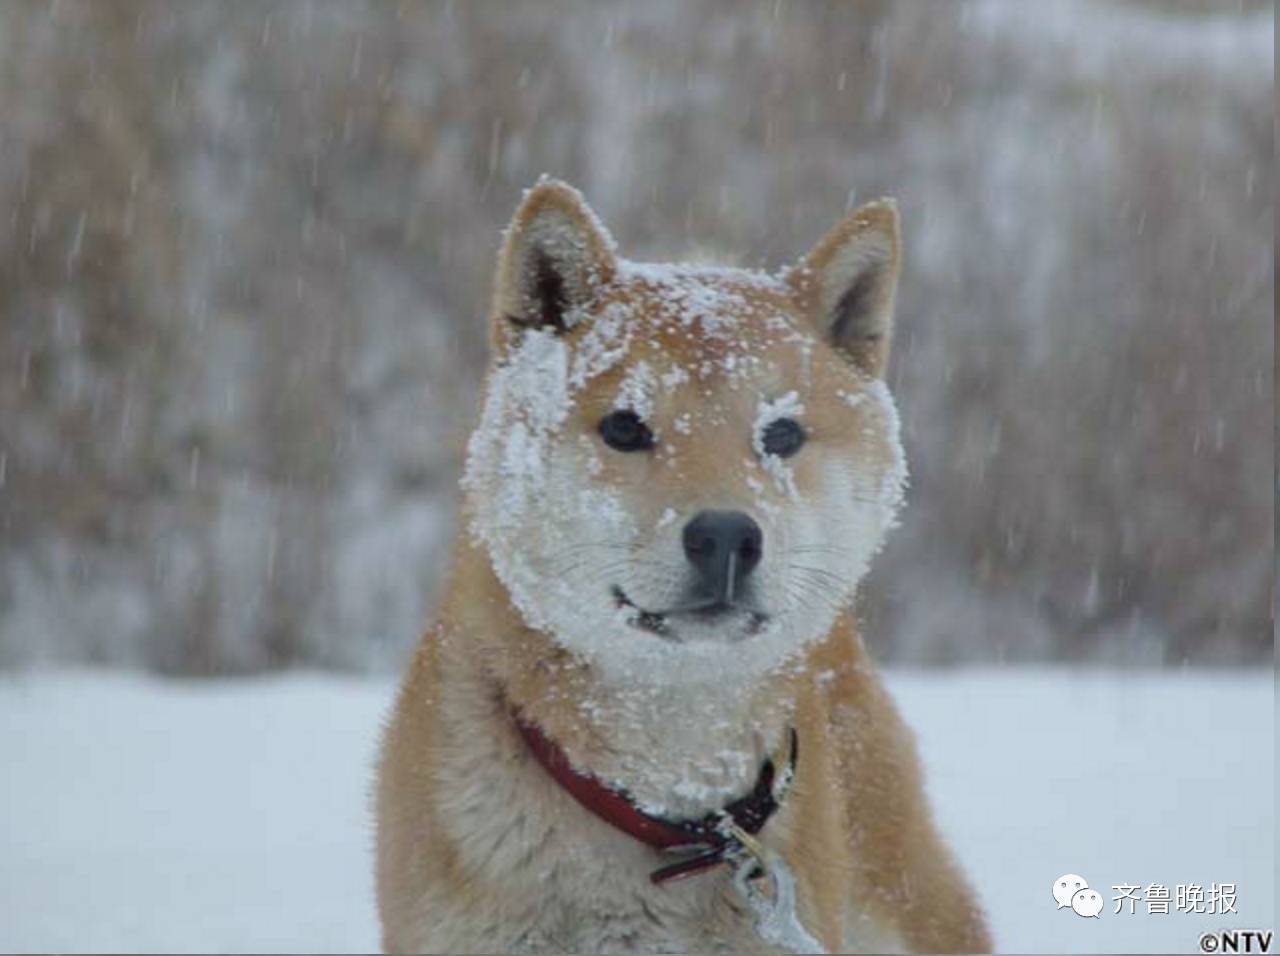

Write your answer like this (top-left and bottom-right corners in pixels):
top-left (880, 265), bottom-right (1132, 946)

top-left (611, 586), bottom-right (769, 642)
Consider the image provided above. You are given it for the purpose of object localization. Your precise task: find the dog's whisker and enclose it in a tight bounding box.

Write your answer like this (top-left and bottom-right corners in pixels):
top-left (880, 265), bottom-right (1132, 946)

top-left (788, 565), bottom-right (852, 589)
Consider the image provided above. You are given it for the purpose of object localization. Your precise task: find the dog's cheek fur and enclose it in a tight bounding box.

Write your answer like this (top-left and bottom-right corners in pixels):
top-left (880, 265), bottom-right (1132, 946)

top-left (505, 437), bottom-right (642, 650)
top-left (760, 378), bottom-right (908, 647)
top-left (771, 459), bottom-right (883, 635)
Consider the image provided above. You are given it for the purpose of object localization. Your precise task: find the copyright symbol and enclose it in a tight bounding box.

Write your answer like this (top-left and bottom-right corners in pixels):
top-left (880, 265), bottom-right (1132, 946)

top-left (1199, 932), bottom-right (1219, 953)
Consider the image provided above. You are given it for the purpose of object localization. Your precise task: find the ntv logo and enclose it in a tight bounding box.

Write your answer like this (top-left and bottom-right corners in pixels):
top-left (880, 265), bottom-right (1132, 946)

top-left (1199, 930), bottom-right (1274, 954)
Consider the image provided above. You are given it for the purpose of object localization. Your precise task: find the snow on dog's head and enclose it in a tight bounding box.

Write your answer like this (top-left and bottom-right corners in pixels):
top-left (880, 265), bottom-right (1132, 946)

top-left (463, 179), bottom-right (907, 685)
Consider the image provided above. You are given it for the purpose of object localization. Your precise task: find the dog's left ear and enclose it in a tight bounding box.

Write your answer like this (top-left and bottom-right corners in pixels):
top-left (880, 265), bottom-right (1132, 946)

top-left (491, 178), bottom-right (617, 354)
top-left (786, 199), bottom-right (901, 378)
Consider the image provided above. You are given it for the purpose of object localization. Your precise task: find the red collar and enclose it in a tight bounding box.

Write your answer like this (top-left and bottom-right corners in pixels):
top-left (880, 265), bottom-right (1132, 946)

top-left (512, 709), bottom-right (798, 884)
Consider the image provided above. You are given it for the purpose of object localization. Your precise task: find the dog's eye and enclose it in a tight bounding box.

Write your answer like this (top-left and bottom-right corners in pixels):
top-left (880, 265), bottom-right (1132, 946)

top-left (599, 409), bottom-right (655, 452)
top-left (761, 417), bottom-right (806, 458)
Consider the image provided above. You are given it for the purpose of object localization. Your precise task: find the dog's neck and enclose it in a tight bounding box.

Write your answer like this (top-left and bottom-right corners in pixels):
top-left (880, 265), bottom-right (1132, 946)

top-left (441, 544), bottom-right (800, 819)
top-left (513, 652), bottom-right (795, 819)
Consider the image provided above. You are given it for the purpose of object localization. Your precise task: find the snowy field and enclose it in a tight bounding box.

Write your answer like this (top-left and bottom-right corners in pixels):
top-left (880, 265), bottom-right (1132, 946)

top-left (0, 669), bottom-right (1272, 954)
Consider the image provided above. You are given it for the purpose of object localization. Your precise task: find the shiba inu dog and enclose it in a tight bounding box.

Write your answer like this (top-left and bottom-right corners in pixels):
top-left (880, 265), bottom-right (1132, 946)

top-left (375, 179), bottom-right (991, 954)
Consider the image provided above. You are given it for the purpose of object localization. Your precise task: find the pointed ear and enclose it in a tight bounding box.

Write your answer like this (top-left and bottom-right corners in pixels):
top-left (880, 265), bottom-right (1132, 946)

top-left (491, 178), bottom-right (617, 352)
top-left (786, 199), bottom-right (901, 377)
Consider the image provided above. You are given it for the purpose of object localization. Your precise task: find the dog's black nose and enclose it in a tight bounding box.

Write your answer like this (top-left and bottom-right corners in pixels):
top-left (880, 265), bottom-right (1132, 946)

top-left (682, 510), bottom-right (763, 601)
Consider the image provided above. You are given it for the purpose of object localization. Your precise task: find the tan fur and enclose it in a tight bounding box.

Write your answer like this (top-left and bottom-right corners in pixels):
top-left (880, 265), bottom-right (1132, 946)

top-left (376, 181), bottom-right (991, 953)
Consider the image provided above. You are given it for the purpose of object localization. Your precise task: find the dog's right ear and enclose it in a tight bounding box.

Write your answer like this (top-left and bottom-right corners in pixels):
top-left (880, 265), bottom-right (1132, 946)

top-left (491, 178), bottom-right (617, 354)
top-left (785, 199), bottom-right (901, 378)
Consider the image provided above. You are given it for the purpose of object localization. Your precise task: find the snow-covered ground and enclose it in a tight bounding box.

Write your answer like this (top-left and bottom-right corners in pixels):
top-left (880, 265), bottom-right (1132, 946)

top-left (0, 669), bottom-right (1272, 953)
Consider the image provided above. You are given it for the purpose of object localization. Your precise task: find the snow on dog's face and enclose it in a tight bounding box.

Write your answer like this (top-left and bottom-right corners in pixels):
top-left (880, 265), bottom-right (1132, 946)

top-left (464, 180), bottom-right (907, 685)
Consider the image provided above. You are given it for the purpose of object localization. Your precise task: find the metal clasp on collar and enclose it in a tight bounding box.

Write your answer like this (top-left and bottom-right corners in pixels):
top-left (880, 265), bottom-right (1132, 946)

top-left (724, 822), bottom-right (827, 956)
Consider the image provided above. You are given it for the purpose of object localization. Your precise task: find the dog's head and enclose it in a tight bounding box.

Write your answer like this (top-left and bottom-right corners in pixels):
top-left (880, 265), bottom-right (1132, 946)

top-left (463, 179), bottom-right (907, 684)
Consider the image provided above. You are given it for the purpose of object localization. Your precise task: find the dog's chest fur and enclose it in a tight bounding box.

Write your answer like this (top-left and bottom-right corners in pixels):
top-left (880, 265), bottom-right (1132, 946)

top-left (418, 660), bottom-right (796, 954)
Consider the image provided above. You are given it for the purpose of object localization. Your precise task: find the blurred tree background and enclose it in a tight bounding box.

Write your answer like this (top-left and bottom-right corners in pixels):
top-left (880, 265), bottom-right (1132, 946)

top-left (0, 0), bottom-right (1271, 673)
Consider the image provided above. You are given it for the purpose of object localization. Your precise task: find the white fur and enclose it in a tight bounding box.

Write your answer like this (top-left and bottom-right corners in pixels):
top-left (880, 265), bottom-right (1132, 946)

top-left (462, 267), bottom-right (907, 689)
